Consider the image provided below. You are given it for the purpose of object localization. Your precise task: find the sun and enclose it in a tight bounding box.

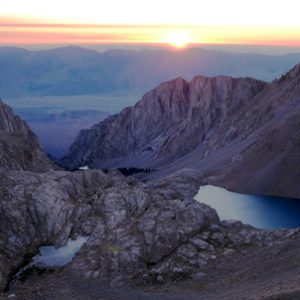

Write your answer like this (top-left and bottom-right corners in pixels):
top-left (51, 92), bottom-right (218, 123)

top-left (165, 31), bottom-right (192, 48)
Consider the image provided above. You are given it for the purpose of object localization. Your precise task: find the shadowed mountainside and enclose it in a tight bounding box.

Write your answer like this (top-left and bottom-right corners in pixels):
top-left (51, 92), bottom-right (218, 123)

top-left (210, 64), bottom-right (300, 197)
top-left (61, 63), bottom-right (300, 198)
top-left (0, 100), bottom-right (56, 172)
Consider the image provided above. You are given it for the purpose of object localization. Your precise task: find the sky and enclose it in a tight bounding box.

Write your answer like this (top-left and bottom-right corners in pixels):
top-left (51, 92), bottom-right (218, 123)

top-left (1, 0), bottom-right (300, 48)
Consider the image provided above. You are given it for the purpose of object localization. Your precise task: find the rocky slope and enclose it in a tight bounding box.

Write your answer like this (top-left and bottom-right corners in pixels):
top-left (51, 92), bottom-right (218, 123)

top-left (1, 169), bottom-right (300, 299)
top-left (61, 76), bottom-right (267, 169)
top-left (210, 63), bottom-right (300, 197)
top-left (0, 100), bottom-right (55, 172)
top-left (61, 63), bottom-right (300, 198)
top-left (150, 63), bottom-right (300, 198)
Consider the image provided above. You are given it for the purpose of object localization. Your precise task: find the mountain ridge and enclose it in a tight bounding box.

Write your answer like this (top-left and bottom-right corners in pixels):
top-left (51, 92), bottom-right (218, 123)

top-left (61, 63), bottom-right (300, 198)
top-left (1, 45), bottom-right (300, 97)
top-left (60, 74), bottom-right (267, 168)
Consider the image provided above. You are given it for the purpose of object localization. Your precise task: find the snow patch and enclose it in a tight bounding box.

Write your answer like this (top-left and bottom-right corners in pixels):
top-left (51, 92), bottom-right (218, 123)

top-left (33, 236), bottom-right (88, 267)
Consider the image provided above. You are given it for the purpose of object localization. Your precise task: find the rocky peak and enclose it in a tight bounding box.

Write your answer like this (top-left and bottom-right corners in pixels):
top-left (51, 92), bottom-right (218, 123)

top-left (0, 99), bottom-right (56, 172)
top-left (287, 62), bottom-right (300, 77)
top-left (0, 100), bottom-right (32, 136)
top-left (278, 62), bottom-right (300, 82)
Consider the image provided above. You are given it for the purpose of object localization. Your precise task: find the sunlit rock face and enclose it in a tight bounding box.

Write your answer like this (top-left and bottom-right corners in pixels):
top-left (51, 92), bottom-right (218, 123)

top-left (60, 76), bottom-right (267, 169)
top-left (0, 100), bottom-right (56, 172)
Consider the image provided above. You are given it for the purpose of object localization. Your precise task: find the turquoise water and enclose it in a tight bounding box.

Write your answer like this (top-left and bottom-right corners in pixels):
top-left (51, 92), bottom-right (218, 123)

top-left (195, 185), bottom-right (300, 229)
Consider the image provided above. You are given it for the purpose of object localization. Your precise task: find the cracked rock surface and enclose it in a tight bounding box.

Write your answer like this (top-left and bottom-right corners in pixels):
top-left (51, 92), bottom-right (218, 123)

top-left (1, 168), bottom-right (299, 296)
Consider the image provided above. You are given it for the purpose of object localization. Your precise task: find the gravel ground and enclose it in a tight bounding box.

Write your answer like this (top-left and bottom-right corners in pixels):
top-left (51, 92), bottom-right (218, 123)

top-left (2, 235), bottom-right (300, 300)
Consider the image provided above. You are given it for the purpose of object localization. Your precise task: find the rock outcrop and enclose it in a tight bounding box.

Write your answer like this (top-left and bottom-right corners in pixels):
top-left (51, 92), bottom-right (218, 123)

top-left (1, 168), bottom-right (299, 291)
top-left (0, 100), bottom-right (55, 172)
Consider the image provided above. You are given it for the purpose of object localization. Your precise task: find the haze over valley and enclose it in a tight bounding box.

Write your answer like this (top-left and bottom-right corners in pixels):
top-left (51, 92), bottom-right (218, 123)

top-left (3, 45), bottom-right (300, 157)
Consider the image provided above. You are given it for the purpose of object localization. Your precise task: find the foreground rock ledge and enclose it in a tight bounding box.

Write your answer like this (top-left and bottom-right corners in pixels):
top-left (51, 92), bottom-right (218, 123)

top-left (0, 168), bottom-right (299, 292)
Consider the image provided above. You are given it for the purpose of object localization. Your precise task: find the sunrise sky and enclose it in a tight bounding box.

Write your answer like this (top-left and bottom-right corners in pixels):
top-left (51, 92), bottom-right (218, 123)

top-left (1, 0), bottom-right (300, 47)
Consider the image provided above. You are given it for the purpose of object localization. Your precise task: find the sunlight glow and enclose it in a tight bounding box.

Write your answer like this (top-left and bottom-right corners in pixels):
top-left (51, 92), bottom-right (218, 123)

top-left (0, 0), bottom-right (300, 46)
top-left (0, 23), bottom-right (300, 46)
top-left (164, 31), bottom-right (192, 48)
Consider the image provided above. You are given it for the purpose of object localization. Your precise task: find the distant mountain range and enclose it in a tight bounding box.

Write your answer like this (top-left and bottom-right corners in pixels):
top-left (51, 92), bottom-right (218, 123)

top-left (1, 46), bottom-right (300, 97)
top-left (61, 63), bottom-right (300, 198)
